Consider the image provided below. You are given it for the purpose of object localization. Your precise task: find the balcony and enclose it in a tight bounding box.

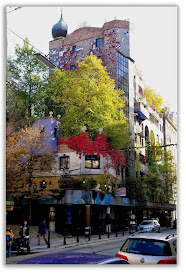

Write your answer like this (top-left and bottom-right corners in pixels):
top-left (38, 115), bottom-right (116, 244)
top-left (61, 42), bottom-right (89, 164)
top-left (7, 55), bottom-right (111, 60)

top-left (134, 102), bottom-right (149, 120)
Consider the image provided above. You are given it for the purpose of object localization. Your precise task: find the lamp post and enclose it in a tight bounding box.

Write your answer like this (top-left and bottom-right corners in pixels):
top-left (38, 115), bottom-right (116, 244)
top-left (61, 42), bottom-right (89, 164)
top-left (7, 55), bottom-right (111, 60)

top-left (49, 207), bottom-right (56, 232)
top-left (34, 53), bottom-right (56, 69)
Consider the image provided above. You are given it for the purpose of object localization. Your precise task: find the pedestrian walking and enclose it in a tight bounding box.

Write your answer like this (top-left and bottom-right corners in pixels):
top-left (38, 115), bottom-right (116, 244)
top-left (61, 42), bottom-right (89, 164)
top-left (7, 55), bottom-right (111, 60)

top-left (6, 228), bottom-right (14, 257)
top-left (20, 220), bottom-right (30, 236)
top-left (38, 218), bottom-right (48, 245)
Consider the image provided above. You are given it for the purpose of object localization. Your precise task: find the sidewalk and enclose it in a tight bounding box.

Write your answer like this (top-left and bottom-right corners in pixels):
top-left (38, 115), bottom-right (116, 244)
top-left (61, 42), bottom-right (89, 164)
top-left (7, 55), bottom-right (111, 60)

top-left (30, 231), bottom-right (130, 253)
top-left (7, 225), bottom-right (131, 254)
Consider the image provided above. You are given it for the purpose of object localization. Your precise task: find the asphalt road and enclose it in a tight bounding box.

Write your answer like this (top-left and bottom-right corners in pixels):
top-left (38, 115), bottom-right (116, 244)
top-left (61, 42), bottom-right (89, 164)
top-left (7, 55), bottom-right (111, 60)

top-left (6, 238), bottom-right (125, 264)
top-left (6, 228), bottom-right (176, 264)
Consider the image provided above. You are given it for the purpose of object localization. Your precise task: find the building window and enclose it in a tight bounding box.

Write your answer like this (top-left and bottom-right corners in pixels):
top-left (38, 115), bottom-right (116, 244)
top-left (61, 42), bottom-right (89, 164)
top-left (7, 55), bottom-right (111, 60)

top-left (85, 155), bottom-right (100, 169)
top-left (70, 65), bottom-right (75, 70)
top-left (54, 126), bottom-right (58, 138)
top-left (117, 52), bottom-right (129, 116)
top-left (59, 155), bottom-right (70, 170)
top-left (96, 38), bottom-right (102, 47)
top-left (138, 85), bottom-right (143, 96)
top-left (142, 138), bottom-right (145, 147)
top-left (40, 125), bottom-right (45, 138)
top-left (73, 45), bottom-right (76, 52)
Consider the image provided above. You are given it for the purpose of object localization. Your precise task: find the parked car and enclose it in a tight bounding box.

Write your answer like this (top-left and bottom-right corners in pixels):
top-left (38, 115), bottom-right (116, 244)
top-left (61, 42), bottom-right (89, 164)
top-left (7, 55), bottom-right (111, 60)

top-left (116, 232), bottom-right (177, 264)
top-left (137, 220), bottom-right (160, 232)
top-left (97, 257), bottom-right (129, 264)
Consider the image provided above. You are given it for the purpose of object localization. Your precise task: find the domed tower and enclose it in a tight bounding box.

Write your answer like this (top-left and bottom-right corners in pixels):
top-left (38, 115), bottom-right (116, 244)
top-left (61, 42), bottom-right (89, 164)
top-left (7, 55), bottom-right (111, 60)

top-left (52, 10), bottom-right (68, 39)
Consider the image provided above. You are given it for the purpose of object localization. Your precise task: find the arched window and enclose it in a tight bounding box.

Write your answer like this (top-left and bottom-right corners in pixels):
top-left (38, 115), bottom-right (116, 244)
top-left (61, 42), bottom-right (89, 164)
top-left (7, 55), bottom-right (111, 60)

top-left (145, 126), bottom-right (150, 161)
top-left (145, 126), bottom-right (149, 142)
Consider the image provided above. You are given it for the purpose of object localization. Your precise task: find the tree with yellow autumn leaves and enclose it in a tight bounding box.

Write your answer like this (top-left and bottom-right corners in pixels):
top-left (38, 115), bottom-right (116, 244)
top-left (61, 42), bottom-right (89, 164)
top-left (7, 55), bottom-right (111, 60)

top-left (6, 125), bottom-right (55, 223)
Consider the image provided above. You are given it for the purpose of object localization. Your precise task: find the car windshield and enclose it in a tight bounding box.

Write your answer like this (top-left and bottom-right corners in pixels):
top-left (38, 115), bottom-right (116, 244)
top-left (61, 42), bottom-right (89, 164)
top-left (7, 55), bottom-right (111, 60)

top-left (140, 221), bottom-right (153, 225)
top-left (120, 238), bottom-right (172, 256)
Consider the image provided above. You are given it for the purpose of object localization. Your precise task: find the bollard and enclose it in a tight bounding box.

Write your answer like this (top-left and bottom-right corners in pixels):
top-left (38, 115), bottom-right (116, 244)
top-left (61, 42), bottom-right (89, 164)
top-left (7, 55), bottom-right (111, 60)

top-left (47, 231), bottom-right (50, 248)
top-left (77, 227), bottom-right (79, 243)
top-left (63, 228), bottom-right (66, 245)
top-left (116, 225), bottom-right (118, 237)
top-left (88, 227), bottom-right (91, 241)
top-left (99, 226), bottom-right (101, 239)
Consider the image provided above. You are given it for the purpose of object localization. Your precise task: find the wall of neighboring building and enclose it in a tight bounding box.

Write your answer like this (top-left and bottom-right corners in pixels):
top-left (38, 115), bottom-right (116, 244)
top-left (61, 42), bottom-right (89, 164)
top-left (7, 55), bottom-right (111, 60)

top-left (133, 71), bottom-right (164, 172)
top-left (165, 114), bottom-right (177, 212)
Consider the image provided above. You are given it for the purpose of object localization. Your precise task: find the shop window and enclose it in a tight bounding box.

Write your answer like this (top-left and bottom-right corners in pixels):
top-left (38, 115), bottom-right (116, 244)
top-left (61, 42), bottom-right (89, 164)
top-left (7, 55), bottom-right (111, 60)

top-left (85, 155), bottom-right (100, 169)
top-left (59, 155), bottom-right (70, 170)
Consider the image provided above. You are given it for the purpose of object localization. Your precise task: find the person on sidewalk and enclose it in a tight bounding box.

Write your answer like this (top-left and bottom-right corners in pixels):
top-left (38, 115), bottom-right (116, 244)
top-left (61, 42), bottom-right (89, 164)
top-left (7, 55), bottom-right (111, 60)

top-left (20, 220), bottom-right (30, 237)
top-left (6, 228), bottom-right (14, 257)
top-left (38, 218), bottom-right (48, 245)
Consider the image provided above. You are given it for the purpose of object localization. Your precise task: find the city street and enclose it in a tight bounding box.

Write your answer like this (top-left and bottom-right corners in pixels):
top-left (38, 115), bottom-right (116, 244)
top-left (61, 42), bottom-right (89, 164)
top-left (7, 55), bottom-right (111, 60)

top-left (6, 228), bottom-right (176, 264)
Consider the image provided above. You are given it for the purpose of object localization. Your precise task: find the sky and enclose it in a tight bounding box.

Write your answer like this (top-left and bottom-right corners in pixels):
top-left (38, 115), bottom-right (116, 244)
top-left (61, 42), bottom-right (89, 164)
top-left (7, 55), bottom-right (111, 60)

top-left (6, 5), bottom-right (177, 112)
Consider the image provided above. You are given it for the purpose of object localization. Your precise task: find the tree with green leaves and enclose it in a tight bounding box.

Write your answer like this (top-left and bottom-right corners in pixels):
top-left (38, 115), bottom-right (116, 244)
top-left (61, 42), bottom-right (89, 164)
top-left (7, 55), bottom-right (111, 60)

top-left (144, 87), bottom-right (163, 113)
top-left (6, 38), bottom-right (49, 124)
top-left (142, 146), bottom-right (176, 203)
top-left (44, 68), bottom-right (72, 118)
top-left (47, 55), bottom-right (129, 148)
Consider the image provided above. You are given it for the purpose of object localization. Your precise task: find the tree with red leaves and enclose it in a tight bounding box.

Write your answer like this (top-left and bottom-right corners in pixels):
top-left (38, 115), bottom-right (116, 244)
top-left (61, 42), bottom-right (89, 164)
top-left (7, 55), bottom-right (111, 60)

top-left (58, 131), bottom-right (126, 174)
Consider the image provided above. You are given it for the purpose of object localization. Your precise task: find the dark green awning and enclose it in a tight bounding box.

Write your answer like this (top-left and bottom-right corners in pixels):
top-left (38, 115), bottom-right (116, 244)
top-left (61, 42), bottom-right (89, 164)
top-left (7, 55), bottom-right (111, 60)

top-left (58, 176), bottom-right (74, 182)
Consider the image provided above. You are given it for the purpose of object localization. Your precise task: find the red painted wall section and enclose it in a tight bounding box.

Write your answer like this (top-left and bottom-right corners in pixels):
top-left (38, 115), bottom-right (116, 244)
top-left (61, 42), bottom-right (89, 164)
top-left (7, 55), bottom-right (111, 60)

top-left (57, 132), bottom-right (126, 174)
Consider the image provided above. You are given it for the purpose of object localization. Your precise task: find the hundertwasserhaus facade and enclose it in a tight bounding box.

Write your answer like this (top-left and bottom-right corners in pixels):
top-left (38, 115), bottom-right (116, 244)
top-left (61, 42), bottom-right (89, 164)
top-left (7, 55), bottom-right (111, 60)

top-left (6, 12), bottom-right (177, 234)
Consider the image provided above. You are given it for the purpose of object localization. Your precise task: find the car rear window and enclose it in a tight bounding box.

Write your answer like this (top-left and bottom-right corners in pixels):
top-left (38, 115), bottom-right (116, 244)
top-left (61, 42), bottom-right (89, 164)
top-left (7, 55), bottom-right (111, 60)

top-left (140, 221), bottom-right (153, 225)
top-left (120, 238), bottom-right (172, 256)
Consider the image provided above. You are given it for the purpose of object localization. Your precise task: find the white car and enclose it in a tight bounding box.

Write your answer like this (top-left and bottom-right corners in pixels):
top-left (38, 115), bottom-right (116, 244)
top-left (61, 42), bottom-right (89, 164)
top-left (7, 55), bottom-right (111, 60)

top-left (137, 220), bottom-right (160, 232)
top-left (116, 232), bottom-right (177, 264)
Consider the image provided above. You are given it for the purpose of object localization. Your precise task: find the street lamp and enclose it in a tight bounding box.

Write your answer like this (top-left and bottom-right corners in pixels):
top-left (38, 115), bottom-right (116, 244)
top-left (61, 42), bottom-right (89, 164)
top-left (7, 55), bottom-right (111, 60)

top-left (35, 53), bottom-right (56, 69)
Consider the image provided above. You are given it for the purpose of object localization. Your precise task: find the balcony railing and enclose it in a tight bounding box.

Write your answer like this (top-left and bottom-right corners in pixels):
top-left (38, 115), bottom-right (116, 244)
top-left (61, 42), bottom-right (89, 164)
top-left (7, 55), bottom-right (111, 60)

top-left (134, 102), bottom-right (149, 120)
